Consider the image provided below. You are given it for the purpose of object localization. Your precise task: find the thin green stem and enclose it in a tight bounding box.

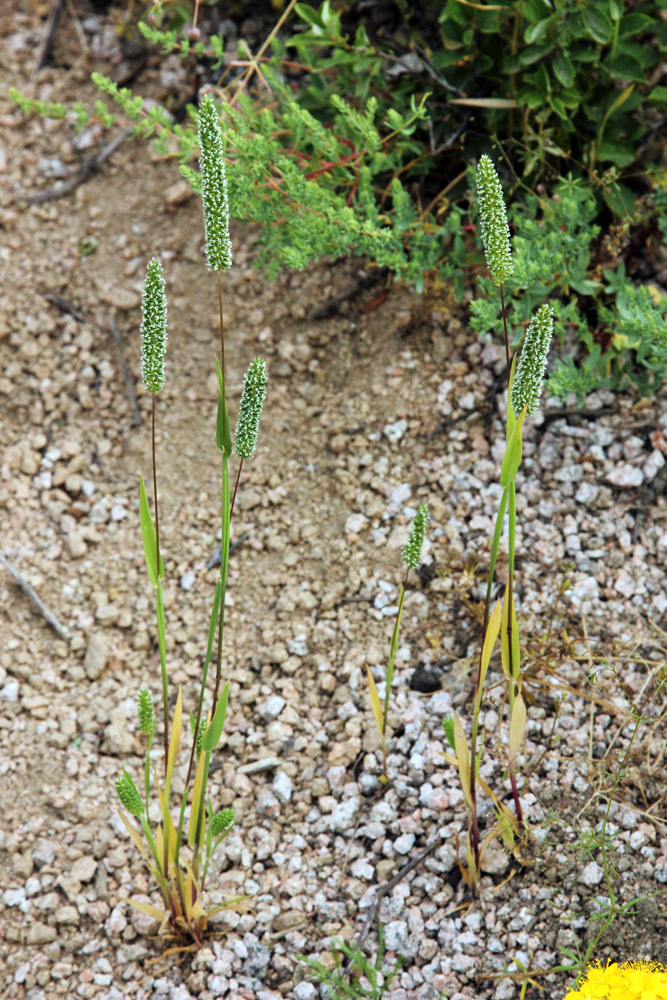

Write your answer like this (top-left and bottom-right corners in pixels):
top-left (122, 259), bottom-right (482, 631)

top-left (500, 283), bottom-right (510, 383)
top-left (217, 269), bottom-right (226, 449)
top-left (507, 482), bottom-right (517, 705)
top-left (483, 486), bottom-right (509, 638)
top-left (152, 394), bottom-right (169, 775)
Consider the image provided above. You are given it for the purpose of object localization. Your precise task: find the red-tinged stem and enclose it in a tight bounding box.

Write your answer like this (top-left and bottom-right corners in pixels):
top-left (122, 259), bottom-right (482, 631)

top-left (230, 459), bottom-right (243, 521)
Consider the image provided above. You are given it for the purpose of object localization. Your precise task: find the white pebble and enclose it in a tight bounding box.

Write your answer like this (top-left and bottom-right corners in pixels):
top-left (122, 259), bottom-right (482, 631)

top-left (272, 771), bottom-right (292, 803)
top-left (607, 465), bottom-right (644, 487)
top-left (580, 861), bottom-right (604, 886)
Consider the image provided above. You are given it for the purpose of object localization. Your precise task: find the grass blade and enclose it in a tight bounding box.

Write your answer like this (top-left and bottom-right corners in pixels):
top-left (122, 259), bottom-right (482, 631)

top-left (366, 666), bottom-right (384, 735)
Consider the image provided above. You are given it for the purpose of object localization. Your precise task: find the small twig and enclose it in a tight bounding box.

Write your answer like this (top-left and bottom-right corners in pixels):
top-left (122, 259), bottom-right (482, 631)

top-left (206, 532), bottom-right (250, 569)
top-left (355, 836), bottom-right (441, 951)
top-left (44, 294), bottom-right (88, 322)
top-left (36, 0), bottom-right (66, 71)
top-left (308, 269), bottom-right (388, 320)
top-left (0, 553), bottom-right (69, 641)
top-left (540, 406), bottom-right (616, 428)
top-left (108, 313), bottom-right (141, 427)
top-left (23, 127), bottom-right (133, 205)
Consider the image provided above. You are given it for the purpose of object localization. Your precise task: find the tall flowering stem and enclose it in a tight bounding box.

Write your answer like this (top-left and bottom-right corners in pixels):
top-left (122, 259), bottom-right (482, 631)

top-left (466, 157), bottom-right (553, 873)
top-left (198, 93), bottom-right (233, 720)
top-left (476, 153), bottom-right (514, 381)
top-left (140, 257), bottom-right (169, 773)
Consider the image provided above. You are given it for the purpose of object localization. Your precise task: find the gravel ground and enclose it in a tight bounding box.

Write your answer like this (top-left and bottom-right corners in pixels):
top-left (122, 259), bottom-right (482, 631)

top-left (2, 6), bottom-right (667, 1000)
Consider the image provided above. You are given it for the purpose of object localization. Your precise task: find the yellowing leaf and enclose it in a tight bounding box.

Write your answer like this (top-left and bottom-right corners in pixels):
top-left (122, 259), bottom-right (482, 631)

top-left (183, 871), bottom-right (194, 922)
top-left (477, 599), bottom-right (501, 705)
top-left (366, 666), bottom-right (384, 735)
top-left (648, 284), bottom-right (663, 306)
top-left (188, 750), bottom-right (207, 849)
top-left (607, 83), bottom-right (634, 118)
top-left (450, 97), bottom-right (518, 107)
top-left (509, 693), bottom-right (526, 762)
top-left (452, 711), bottom-right (472, 808)
top-left (119, 811), bottom-right (148, 859)
top-left (128, 898), bottom-right (165, 921)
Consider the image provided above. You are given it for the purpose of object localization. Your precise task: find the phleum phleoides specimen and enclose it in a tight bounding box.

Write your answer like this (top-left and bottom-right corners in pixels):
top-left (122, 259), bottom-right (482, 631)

top-left (113, 93), bottom-right (267, 948)
top-left (443, 155), bottom-right (553, 890)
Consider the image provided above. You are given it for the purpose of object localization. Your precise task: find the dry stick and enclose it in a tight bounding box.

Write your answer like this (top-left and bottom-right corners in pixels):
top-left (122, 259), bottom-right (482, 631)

top-left (0, 553), bottom-right (69, 641)
top-left (24, 127), bottom-right (133, 205)
top-left (355, 837), bottom-right (442, 951)
top-left (219, 0), bottom-right (299, 95)
top-left (108, 313), bottom-right (141, 427)
top-left (36, 0), bottom-right (66, 71)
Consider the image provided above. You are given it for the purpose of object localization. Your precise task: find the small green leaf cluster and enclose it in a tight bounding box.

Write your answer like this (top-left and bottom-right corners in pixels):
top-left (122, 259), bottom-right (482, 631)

top-left (297, 923), bottom-right (402, 1000)
top-left (437, 0), bottom-right (665, 195)
top-left (137, 19), bottom-right (224, 67)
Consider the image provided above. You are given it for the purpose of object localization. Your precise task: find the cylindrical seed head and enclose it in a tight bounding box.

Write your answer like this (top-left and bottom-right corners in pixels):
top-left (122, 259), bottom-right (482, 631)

top-left (234, 357), bottom-right (267, 459)
top-left (211, 808), bottom-right (235, 837)
top-left (198, 94), bottom-right (232, 271)
top-left (195, 717), bottom-right (208, 758)
top-left (402, 505), bottom-right (430, 570)
top-left (476, 154), bottom-right (513, 287)
top-left (140, 258), bottom-right (167, 393)
top-left (137, 687), bottom-right (155, 736)
top-left (115, 771), bottom-right (144, 817)
top-left (510, 303), bottom-right (554, 416)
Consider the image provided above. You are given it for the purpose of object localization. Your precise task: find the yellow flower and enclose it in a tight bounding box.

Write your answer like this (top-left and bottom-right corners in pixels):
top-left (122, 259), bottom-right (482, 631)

top-left (565, 961), bottom-right (667, 1000)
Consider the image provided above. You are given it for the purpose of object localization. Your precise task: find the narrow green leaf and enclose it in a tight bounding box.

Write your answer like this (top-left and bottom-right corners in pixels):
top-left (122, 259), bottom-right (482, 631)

top-left (202, 680), bottom-right (230, 751)
top-left (500, 408), bottom-right (526, 487)
top-left (367, 667), bottom-right (384, 736)
top-left (383, 585), bottom-right (405, 722)
top-left (215, 356), bottom-right (232, 456)
top-left (139, 475), bottom-right (163, 586)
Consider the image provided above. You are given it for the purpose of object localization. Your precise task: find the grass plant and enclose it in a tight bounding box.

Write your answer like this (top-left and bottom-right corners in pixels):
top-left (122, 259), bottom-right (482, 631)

top-left (113, 92), bottom-right (267, 949)
top-left (442, 155), bottom-right (553, 890)
top-left (366, 505), bottom-right (429, 782)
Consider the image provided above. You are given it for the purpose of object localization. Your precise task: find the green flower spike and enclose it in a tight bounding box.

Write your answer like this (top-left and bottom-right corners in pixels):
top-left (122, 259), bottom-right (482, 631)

top-left (476, 154), bottom-right (513, 287)
top-left (510, 303), bottom-right (554, 416)
top-left (115, 771), bottom-right (144, 817)
top-left (137, 687), bottom-right (156, 736)
top-left (198, 94), bottom-right (232, 271)
top-left (140, 257), bottom-right (167, 394)
top-left (211, 808), bottom-right (235, 837)
top-left (234, 357), bottom-right (267, 459)
top-left (195, 717), bottom-right (208, 758)
top-left (402, 505), bottom-right (430, 570)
